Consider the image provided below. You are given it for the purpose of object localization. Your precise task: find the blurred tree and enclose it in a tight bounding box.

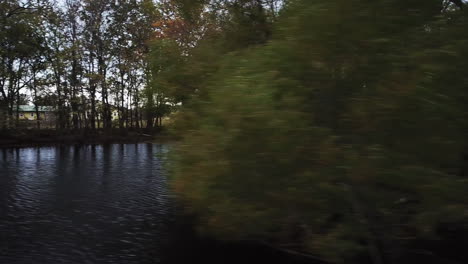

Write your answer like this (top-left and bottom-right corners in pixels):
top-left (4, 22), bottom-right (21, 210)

top-left (170, 0), bottom-right (468, 263)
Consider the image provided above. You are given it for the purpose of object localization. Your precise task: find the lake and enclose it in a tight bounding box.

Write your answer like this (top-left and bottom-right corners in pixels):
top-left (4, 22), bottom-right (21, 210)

top-left (0, 144), bottom-right (177, 264)
top-left (0, 143), bottom-right (319, 264)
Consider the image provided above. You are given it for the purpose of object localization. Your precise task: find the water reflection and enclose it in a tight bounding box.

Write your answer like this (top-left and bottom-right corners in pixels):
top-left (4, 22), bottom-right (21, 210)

top-left (0, 144), bottom-right (171, 264)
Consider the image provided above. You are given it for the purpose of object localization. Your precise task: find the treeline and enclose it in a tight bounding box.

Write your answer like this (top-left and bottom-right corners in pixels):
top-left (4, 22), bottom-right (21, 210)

top-left (156, 0), bottom-right (468, 264)
top-left (0, 0), bottom-right (176, 131)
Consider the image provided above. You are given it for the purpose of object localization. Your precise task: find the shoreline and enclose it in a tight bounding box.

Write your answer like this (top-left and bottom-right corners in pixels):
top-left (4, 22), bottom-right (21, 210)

top-left (0, 129), bottom-right (174, 148)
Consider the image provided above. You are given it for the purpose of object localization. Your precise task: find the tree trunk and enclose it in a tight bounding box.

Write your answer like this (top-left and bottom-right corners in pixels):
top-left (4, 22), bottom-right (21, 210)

top-left (32, 72), bottom-right (40, 130)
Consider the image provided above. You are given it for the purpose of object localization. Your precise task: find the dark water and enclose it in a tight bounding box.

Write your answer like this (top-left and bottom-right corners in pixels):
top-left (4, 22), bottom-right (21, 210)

top-left (0, 144), bottom-right (173, 264)
top-left (0, 143), bottom-right (323, 264)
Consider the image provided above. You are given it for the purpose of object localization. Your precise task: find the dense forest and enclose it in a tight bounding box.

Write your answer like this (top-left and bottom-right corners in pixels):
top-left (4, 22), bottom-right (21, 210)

top-left (3, 0), bottom-right (468, 263)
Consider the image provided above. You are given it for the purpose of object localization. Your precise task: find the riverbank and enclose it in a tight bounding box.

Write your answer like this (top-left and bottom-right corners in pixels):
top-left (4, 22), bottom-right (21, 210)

top-left (0, 128), bottom-right (174, 148)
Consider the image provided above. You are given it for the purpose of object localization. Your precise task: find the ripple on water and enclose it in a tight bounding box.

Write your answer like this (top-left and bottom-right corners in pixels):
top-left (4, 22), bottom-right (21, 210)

top-left (0, 144), bottom-right (173, 264)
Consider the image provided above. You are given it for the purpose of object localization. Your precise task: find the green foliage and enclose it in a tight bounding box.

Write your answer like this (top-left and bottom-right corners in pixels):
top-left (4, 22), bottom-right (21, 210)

top-left (1, 0), bottom-right (163, 130)
top-left (170, 0), bottom-right (468, 263)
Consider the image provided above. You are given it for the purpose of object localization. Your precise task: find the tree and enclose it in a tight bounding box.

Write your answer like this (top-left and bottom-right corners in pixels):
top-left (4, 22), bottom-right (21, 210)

top-left (170, 0), bottom-right (468, 263)
top-left (1, 0), bottom-right (167, 132)
top-left (0, 0), bottom-right (48, 128)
